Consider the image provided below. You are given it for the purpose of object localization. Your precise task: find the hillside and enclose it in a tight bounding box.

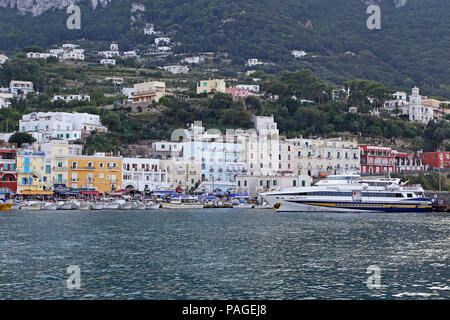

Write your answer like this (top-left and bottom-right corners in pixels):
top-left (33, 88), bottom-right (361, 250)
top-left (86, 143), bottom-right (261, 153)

top-left (0, 0), bottom-right (449, 97)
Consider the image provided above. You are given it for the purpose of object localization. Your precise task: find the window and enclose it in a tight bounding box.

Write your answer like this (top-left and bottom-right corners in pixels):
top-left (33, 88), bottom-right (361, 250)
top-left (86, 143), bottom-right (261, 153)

top-left (293, 180), bottom-right (297, 187)
top-left (244, 180), bottom-right (247, 187)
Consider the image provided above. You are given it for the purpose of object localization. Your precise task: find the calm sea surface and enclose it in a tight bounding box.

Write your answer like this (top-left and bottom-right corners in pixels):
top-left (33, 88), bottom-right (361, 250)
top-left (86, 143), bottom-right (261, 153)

top-left (0, 209), bottom-right (448, 299)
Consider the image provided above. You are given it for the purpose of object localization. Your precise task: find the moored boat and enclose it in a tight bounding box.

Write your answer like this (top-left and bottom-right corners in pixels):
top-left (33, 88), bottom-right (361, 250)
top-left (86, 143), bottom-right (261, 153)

top-left (261, 174), bottom-right (433, 213)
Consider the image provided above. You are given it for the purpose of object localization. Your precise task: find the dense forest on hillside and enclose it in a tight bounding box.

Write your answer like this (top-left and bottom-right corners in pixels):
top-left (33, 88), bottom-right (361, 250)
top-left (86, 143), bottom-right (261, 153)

top-left (0, 0), bottom-right (449, 97)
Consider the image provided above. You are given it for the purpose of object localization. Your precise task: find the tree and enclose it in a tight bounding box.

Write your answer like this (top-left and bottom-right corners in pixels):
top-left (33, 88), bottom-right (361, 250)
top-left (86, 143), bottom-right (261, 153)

top-left (8, 132), bottom-right (36, 147)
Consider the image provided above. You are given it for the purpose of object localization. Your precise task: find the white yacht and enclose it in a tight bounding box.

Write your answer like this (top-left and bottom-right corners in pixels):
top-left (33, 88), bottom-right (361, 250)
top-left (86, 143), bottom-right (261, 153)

top-left (261, 174), bottom-right (432, 213)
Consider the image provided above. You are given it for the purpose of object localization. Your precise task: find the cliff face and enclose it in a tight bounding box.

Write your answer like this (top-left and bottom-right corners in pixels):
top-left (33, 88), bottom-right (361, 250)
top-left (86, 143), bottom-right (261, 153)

top-left (0, 0), bottom-right (112, 16)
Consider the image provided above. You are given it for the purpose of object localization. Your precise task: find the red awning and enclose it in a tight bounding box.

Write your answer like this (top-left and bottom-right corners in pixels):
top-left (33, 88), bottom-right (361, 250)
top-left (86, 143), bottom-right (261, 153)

top-left (81, 191), bottom-right (101, 195)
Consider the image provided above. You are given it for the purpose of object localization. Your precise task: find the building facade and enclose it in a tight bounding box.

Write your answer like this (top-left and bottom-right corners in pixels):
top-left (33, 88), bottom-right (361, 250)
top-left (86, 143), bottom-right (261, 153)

top-left (282, 138), bottom-right (360, 177)
top-left (0, 145), bottom-right (17, 193)
top-left (17, 150), bottom-right (53, 195)
top-left (68, 153), bottom-right (123, 193)
top-left (19, 112), bottom-right (107, 141)
top-left (360, 145), bottom-right (397, 175)
top-left (196, 79), bottom-right (226, 94)
top-left (122, 158), bottom-right (168, 192)
top-left (420, 152), bottom-right (450, 170)
top-left (132, 81), bottom-right (166, 103)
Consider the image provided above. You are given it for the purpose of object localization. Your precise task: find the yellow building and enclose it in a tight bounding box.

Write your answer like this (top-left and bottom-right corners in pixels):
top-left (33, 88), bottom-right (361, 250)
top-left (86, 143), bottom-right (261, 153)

top-left (17, 150), bottom-right (53, 195)
top-left (68, 153), bottom-right (123, 194)
top-left (196, 79), bottom-right (226, 94)
top-left (132, 81), bottom-right (166, 103)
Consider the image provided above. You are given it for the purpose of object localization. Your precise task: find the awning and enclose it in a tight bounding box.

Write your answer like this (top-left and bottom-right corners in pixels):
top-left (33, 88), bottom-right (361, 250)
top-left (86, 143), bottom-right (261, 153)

top-left (230, 193), bottom-right (249, 198)
top-left (56, 191), bottom-right (80, 195)
top-left (20, 190), bottom-right (53, 195)
top-left (80, 191), bottom-right (101, 195)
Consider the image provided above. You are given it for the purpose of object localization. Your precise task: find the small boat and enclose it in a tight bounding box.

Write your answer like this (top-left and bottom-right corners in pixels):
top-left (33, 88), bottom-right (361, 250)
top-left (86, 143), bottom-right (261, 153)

top-left (103, 202), bottom-right (120, 210)
top-left (58, 202), bottom-right (75, 210)
top-left (91, 203), bottom-right (104, 210)
top-left (135, 202), bottom-right (147, 210)
top-left (0, 203), bottom-right (14, 211)
top-left (43, 203), bottom-right (58, 210)
top-left (119, 202), bottom-right (134, 210)
top-left (146, 203), bottom-right (161, 210)
top-left (161, 198), bottom-right (203, 209)
top-left (21, 201), bottom-right (43, 211)
top-left (78, 202), bottom-right (92, 210)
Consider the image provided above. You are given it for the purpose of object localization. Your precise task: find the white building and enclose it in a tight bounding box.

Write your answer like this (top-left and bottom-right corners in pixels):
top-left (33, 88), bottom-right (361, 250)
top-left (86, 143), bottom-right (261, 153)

top-left (0, 54), bottom-right (9, 65)
top-left (49, 49), bottom-right (64, 56)
top-left (183, 56), bottom-right (204, 64)
top-left (98, 51), bottom-right (120, 59)
top-left (155, 37), bottom-right (171, 46)
top-left (110, 43), bottom-right (119, 51)
top-left (105, 77), bottom-right (124, 85)
top-left (235, 174), bottom-right (312, 198)
top-left (163, 65), bottom-right (189, 74)
top-left (62, 44), bottom-right (78, 49)
top-left (26, 52), bottom-right (58, 59)
top-left (246, 58), bottom-right (263, 66)
top-left (53, 95), bottom-right (91, 102)
top-left (144, 24), bottom-right (156, 35)
top-left (157, 46), bottom-right (172, 53)
top-left (62, 52), bottom-right (85, 61)
top-left (123, 51), bottom-right (137, 58)
top-left (19, 112), bottom-right (107, 142)
top-left (100, 59), bottom-right (116, 65)
top-left (151, 141), bottom-right (183, 159)
top-left (240, 116), bottom-right (280, 176)
top-left (181, 122), bottom-right (248, 183)
top-left (10, 81), bottom-right (34, 96)
top-left (236, 84), bottom-right (260, 92)
top-left (384, 91), bottom-right (407, 114)
top-left (291, 50), bottom-right (307, 58)
top-left (0, 92), bottom-right (13, 109)
top-left (402, 87), bottom-right (434, 124)
top-left (122, 158), bottom-right (168, 192)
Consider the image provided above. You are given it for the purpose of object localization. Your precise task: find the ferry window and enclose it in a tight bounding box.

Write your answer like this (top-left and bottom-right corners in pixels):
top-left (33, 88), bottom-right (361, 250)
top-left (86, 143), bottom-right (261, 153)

top-left (407, 193), bottom-right (413, 198)
top-left (396, 193), bottom-right (403, 198)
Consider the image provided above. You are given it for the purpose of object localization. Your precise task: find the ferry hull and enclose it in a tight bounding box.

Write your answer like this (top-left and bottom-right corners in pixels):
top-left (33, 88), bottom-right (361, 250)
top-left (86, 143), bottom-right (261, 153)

top-left (273, 201), bottom-right (432, 213)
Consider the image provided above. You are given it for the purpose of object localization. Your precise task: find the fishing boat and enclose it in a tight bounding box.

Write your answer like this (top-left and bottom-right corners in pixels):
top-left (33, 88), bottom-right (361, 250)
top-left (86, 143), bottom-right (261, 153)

top-left (261, 173), bottom-right (432, 213)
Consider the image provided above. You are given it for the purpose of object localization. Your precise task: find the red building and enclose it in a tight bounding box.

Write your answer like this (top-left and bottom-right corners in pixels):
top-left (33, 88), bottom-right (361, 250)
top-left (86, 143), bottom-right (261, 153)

top-left (420, 152), bottom-right (450, 169)
top-left (0, 145), bottom-right (17, 193)
top-left (360, 145), bottom-right (397, 174)
top-left (394, 152), bottom-right (426, 172)
top-left (226, 88), bottom-right (249, 101)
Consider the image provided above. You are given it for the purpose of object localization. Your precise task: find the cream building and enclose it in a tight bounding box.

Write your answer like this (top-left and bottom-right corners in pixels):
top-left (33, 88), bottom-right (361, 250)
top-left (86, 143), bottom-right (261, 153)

top-left (196, 79), bottom-right (226, 94)
top-left (132, 81), bottom-right (166, 103)
top-left (160, 159), bottom-right (201, 191)
top-left (280, 138), bottom-right (360, 177)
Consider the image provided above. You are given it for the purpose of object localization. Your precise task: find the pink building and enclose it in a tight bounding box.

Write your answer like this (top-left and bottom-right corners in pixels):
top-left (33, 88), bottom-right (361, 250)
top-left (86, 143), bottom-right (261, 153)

top-left (226, 88), bottom-right (249, 101)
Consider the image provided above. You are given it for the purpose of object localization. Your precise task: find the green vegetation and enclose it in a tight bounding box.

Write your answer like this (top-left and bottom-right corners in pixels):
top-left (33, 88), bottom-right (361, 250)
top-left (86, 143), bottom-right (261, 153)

top-left (0, 0), bottom-right (448, 97)
top-left (392, 172), bottom-right (450, 192)
top-left (8, 132), bottom-right (36, 147)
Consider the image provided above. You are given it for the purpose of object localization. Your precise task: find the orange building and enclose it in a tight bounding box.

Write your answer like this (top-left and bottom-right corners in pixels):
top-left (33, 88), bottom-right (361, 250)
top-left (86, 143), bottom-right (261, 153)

top-left (68, 153), bottom-right (122, 194)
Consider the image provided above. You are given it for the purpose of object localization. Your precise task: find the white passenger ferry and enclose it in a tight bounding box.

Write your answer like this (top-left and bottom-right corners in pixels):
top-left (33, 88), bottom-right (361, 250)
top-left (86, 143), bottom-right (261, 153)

top-left (261, 174), bottom-right (432, 213)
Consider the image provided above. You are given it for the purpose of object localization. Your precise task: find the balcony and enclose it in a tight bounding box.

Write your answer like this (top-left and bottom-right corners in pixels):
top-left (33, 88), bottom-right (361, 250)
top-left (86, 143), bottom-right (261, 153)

top-left (53, 166), bottom-right (68, 171)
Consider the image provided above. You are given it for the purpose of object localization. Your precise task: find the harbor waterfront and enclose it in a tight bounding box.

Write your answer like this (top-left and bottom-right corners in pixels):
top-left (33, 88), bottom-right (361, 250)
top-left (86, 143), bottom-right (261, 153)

top-left (0, 209), bottom-right (448, 300)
